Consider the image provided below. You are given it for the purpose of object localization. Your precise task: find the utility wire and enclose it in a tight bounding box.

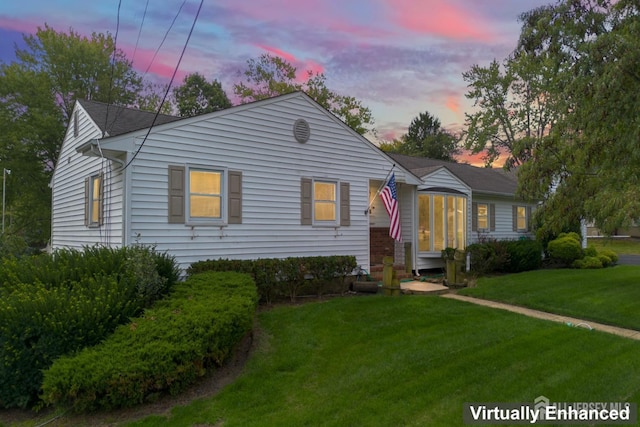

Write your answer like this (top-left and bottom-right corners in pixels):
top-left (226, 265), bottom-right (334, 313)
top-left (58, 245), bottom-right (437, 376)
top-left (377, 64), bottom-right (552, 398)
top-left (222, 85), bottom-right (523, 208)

top-left (106, 0), bottom-right (185, 136)
top-left (123, 0), bottom-right (204, 170)
top-left (103, 0), bottom-right (122, 137)
top-left (131, 0), bottom-right (150, 62)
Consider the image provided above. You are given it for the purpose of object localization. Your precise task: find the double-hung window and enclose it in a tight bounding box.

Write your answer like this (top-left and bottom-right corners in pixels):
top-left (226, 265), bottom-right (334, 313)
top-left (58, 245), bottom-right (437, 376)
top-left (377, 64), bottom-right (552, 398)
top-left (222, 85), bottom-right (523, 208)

top-left (477, 203), bottom-right (489, 230)
top-left (84, 173), bottom-right (103, 227)
top-left (168, 165), bottom-right (242, 225)
top-left (513, 205), bottom-right (530, 232)
top-left (189, 169), bottom-right (223, 220)
top-left (301, 178), bottom-right (350, 227)
top-left (314, 181), bottom-right (337, 222)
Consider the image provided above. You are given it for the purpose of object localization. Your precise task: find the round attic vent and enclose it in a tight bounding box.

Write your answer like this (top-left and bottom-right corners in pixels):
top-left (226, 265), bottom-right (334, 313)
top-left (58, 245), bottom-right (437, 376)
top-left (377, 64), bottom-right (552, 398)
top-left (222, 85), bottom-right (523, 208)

top-left (293, 118), bottom-right (310, 143)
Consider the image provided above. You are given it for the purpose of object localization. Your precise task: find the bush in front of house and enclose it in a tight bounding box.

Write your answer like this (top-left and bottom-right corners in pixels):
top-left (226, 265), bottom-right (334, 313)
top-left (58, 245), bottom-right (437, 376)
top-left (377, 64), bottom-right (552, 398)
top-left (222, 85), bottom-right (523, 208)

top-left (572, 256), bottom-right (603, 269)
top-left (503, 239), bottom-right (543, 273)
top-left (546, 234), bottom-right (619, 269)
top-left (547, 235), bottom-right (584, 266)
top-left (466, 239), bottom-right (542, 275)
top-left (0, 246), bottom-right (179, 409)
top-left (41, 271), bottom-right (258, 412)
top-left (466, 241), bottom-right (508, 275)
top-left (188, 255), bottom-right (357, 302)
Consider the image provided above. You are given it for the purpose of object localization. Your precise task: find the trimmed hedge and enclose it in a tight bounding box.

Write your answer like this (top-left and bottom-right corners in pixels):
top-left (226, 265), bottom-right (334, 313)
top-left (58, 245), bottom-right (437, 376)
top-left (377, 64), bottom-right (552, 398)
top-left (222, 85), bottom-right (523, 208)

top-left (41, 271), bottom-right (258, 412)
top-left (466, 239), bottom-right (542, 275)
top-left (547, 236), bottom-right (583, 266)
top-left (188, 256), bottom-right (357, 302)
top-left (0, 246), bottom-right (179, 409)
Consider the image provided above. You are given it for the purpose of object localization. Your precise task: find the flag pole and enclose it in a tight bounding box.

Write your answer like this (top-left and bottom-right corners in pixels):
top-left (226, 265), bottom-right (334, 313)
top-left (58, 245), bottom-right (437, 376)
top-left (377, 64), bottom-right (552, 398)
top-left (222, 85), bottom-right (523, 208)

top-left (365, 164), bottom-right (395, 214)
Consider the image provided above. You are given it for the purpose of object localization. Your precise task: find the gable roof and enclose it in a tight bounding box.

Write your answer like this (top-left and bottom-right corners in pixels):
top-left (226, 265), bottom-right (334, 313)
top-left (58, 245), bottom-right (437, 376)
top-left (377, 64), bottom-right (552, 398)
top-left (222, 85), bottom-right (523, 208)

top-left (388, 153), bottom-right (518, 197)
top-left (77, 99), bottom-right (181, 137)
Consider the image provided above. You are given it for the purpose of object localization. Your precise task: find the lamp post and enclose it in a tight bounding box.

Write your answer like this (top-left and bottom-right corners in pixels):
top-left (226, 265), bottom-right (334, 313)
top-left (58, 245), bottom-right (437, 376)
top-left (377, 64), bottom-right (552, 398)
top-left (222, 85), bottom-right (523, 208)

top-left (2, 168), bottom-right (10, 234)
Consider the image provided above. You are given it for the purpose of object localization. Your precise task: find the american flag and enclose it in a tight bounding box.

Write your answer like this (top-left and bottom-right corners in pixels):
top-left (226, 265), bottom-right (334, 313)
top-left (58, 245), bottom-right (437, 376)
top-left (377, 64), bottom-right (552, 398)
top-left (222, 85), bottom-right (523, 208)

top-left (379, 173), bottom-right (402, 242)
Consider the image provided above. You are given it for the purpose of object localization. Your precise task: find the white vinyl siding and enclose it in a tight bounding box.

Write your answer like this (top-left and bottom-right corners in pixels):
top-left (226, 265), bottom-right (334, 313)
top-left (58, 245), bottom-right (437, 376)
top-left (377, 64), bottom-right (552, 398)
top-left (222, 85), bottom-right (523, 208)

top-left (469, 196), bottom-right (536, 244)
top-left (118, 94), bottom-right (407, 272)
top-left (51, 104), bottom-right (123, 249)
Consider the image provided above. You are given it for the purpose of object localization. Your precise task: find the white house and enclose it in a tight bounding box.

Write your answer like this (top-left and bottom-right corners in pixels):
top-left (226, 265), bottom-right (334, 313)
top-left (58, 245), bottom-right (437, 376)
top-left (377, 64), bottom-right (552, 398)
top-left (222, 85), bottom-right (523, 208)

top-left (51, 92), bottom-right (535, 274)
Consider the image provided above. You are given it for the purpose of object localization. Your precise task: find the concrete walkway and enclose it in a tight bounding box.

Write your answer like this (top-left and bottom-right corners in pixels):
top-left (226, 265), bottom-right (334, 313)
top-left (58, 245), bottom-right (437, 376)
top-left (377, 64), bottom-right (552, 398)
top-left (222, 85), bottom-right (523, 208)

top-left (442, 293), bottom-right (640, 341)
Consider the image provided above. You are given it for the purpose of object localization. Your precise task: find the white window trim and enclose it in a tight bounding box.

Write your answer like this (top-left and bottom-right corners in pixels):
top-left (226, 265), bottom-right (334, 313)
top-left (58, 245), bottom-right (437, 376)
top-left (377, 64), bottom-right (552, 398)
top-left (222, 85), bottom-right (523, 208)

top-left (418, 192), bottom-right (467, 253)
top-left (87, 174), bottom-right (102, 228)
top-left (185, 165), bottom-right (227, 226)
top-left (516, 205), bottom-right (528, 232)
top-left (477, 202), bottom-right (489, 232)
top-left (312, 179), bottom-right (339, 227)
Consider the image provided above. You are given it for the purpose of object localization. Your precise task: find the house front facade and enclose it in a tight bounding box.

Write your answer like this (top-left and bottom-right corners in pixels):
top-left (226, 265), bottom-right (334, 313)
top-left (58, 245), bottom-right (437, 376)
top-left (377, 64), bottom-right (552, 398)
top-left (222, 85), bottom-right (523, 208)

top-left (51, 92), bottom-right (535, 274)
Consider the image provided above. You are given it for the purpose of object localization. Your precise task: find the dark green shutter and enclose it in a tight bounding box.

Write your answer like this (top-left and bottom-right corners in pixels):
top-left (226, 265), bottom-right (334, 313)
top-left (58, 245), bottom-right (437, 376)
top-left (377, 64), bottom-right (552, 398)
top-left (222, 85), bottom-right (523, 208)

top-left (168, 165), bottom-right (185, 224)
top-left (84, 177), bottom-right (89, 226)
top-left (471, 202), bottom-right (477, 231)
top-left (97, 173), bottom-right (104, 226)
top-left (301, 178), bottom-right (312, 225)
top-left (228, 171), bottom-right (242, 224)
top-left (340, 182), bottom-right (350, 226)
top-left (490, 203), bottom-right (496, 231)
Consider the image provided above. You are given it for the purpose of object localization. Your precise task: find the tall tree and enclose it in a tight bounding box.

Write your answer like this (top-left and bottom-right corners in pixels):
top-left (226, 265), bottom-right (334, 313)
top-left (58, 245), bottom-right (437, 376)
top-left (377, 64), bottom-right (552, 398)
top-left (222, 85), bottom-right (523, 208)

top-left (0, 25), bottom-right (147, 246)
top-left (234, 54), bottom-right (374, 135)
top-left (173, 73), bottom-right (232, 117)
top-left (463, 53), bottom-right (557, 169)
top-left (380, 111), bottom-right (460, 161)
top-left (403, 111), bottom-right (460, 161)
top-left (499, 0), bottom-right (639, 236)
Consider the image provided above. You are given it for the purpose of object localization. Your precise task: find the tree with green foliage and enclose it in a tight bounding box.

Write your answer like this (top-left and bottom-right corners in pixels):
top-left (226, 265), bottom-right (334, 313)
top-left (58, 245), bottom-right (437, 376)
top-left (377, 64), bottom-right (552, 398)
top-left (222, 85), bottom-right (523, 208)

top-left (473, 0), bottom-right (640, 236)
top-left (403, 111), bottom-right (459, 161)
top-left (234, 54), bottom-right (374, 135)
top-left (0, 25), bottom-right (148, 247)
top-left (463, 54), bottom-right (557, 169)
top-left (379, 111), bottom-right (459, 161)
top-left (173, 72), bottom-right (232, 117)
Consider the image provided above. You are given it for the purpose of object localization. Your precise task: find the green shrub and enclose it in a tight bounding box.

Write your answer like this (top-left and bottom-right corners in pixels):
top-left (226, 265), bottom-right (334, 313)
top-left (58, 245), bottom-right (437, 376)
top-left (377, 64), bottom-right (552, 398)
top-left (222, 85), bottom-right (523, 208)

top-left (0, 275), bottom-right (138, 408)
top-left (572, 256), bottom-right (603, 269)
top-left (466, 241), bottom-right (510, 275)
top-left (503, 240), bottom-right (543, 273)
top-left (547, 236), bottom-right (584, 266)
top-left (599, 249), bottom-right (618, 265)
top-left (557, 231), bottom-right (582, 243)
top-left (584, 245), bottom-right (598, 257)
top-left (597, 254), bottom-right (612, 267)
top-left (0, 246), bottom-right (179, 409)
top-left (41, 271), bottom-right (258, 412)
top-left (188, 256), bottom-right (357, 302)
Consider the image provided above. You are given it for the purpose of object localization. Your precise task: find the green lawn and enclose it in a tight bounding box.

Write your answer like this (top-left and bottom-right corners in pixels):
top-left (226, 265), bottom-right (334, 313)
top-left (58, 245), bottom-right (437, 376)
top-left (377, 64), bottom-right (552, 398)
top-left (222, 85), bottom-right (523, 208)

top-left (587, 237), bottom-right (640, 254)
top-left (460, 265), bottom-right (640, 330)
top-left (122, 296), bottom-right (640, 427)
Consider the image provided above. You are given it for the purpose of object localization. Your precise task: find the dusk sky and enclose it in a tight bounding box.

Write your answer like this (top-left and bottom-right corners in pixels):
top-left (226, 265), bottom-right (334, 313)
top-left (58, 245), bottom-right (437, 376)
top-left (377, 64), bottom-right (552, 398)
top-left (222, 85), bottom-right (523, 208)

top-left (0, 0), bottom-right (552, 163)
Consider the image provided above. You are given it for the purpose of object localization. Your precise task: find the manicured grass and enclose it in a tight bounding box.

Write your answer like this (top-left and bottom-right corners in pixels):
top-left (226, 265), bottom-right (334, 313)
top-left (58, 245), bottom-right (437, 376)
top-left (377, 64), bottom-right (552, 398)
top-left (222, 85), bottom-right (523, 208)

top-left (587, 237), bottom-right (640, 254)
top-left (127, 296), bottom-right (640, 426)
top-left (460, 265), bottom-right (640, 330)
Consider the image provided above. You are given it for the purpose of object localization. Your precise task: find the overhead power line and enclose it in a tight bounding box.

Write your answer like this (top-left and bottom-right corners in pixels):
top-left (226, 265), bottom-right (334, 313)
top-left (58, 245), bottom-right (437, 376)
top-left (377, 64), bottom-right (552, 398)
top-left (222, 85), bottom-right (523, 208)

top-left (123, 0), bottom-right (204, 170)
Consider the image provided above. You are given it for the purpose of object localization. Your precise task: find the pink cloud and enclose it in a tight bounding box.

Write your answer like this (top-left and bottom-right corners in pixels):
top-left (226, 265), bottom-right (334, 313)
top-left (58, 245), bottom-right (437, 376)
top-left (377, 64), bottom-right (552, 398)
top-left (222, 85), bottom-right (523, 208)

top-left (119, 44), bottom-right (188, 81)
top-left (445, 95), bottom-right (460, 114)
top-left (385, 0), bottom-right (497, 42)
top-left (255, 44), bottom-right (325, 82)
top-left (0, 17), bottom-right (38, 34)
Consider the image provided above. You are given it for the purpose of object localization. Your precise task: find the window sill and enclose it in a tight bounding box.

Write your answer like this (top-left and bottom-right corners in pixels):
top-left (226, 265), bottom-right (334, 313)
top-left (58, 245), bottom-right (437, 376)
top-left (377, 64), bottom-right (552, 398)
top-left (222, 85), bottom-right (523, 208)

top-left (186, 221), bottom-right (227, 227)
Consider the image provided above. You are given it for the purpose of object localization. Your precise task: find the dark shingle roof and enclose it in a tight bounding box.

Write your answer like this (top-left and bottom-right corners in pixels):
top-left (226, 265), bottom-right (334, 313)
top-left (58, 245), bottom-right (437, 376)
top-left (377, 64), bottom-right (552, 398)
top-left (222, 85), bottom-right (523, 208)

top-left (77, 99), bottom-right (181, 137)
top-left (388, 153), bottom-right (518, 196)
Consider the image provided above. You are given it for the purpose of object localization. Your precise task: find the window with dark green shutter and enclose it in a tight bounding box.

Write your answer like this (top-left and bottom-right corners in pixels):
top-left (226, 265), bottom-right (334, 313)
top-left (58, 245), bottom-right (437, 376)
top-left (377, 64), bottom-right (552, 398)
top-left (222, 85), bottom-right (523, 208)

top-left (168, 165), bottom-right (242, 225)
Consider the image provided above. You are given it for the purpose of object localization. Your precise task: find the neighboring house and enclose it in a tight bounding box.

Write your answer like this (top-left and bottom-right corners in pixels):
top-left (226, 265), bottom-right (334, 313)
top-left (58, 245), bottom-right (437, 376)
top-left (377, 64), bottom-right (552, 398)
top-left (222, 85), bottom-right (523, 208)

top-left (51, 92), bottom-right (535, 274)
